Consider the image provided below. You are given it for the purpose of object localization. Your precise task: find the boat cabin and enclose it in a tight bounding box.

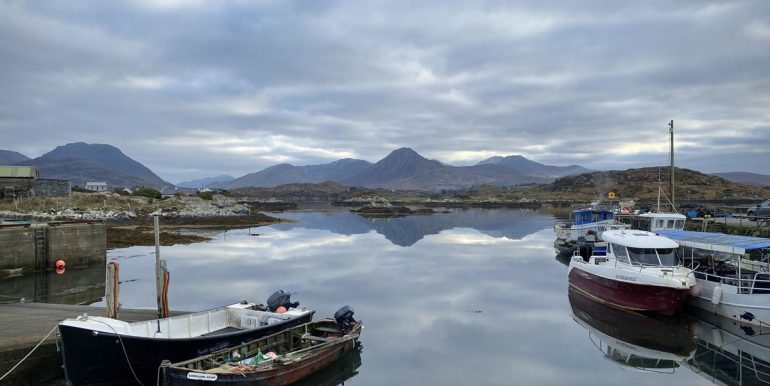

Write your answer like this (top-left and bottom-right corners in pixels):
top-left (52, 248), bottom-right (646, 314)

top-left (596, 230), bottom-right (682, 268)
top-left (571, 209), bottom-right (615, 225)
top-left (616, 212), bottom-right (686, 233)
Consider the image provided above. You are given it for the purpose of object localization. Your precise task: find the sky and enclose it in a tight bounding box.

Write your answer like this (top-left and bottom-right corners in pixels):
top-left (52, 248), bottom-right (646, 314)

top-left (1, 0), bottom-right (769, 183)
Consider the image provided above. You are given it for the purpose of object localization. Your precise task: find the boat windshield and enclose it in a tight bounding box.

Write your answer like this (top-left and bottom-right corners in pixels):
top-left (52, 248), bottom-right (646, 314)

top-left (627, 247), bottom-right (679, 266)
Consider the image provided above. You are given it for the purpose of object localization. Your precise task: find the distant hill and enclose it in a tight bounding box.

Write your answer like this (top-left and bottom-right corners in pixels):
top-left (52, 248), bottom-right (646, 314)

top-left (712, 172), bottom-right (770, 188)
top-left (232, 181), bottom-right (349, 199)
top-left (221, 158), bottom-right (372, 189)
top-left (0, 150), bottom-right (30, 165)
top-left (16, 142), bottom-right (172, 189)
top-left (477, 155), bottom-right (591, 178)
top-left (343, 148), bottom-right (548, 190)
top-left (538, 167), bottom-right (770, 200)
top-left (177, 175), bottom-right (234, 188)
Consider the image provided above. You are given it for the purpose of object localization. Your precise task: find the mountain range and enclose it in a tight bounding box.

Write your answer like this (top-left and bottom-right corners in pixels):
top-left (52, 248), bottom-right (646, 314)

top-left (177, 175), bottom-right (235, 189)
top-left (711, 172), bottom-right (770, 188)
top-left (0, 150), bottom-right (30, 165)
top-left (11, 143), bottom-right (173, 189)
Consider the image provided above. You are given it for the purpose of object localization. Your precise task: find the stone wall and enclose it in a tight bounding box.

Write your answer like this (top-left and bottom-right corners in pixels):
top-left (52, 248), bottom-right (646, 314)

top-left (34, 179), bottom-right (71, 197)
top-left (0, 222), bottom-right (105, 274)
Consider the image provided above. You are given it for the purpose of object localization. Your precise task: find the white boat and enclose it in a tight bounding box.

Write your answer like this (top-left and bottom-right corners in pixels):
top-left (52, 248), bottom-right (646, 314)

top-left (658, 229), bottom-right (770, 326)
top-left (616, 211), bottom-right (687, 232)
top-left (554, 208), bottom-right (629, 254)
top-left (567, 229), bottom-right (697, 315)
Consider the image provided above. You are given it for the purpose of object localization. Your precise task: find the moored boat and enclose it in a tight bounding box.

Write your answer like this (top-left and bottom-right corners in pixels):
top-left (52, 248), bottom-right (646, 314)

top-left (554, 208), bottom-right (629, 255)
top-left (659, 229), bottom-right (770, 326)
top-left (59, 290), bottom-right (314, 386)
top-left (161, 306), bottom-right (362, 386)
top-left (567, 229), bottom-right (697, 315)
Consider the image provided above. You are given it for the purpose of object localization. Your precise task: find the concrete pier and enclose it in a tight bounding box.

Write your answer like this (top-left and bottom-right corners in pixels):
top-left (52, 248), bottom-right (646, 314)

top-left (0, 303), bottom-right (184, 385)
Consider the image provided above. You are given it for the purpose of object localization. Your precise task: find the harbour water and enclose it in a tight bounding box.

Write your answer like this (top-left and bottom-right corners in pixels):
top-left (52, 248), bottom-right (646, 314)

top-left (6, 208), bottom-right (769, 385)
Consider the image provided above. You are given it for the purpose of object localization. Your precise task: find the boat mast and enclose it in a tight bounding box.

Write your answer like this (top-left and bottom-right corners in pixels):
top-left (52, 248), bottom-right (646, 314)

top-left (669, 120), bottom-right (675, 213)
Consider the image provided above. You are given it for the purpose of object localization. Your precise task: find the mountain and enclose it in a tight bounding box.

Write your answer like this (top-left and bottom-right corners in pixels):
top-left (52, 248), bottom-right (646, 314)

top-left (712, 172), bottom-right (770, 188)
top-left (177, 175), bottom-right (234, 188)
top-left (343, 148), bottom-right (549, 190)
top-left (16, 142), bottom-right (172, 189)
top-left (477, 155), bottom-right (591, 178)
top-left (0, 150), bottom-right (30, 165)
top-left (538, 167), bottom-right (770, 201)
top-left (222, 158), bottom-right (372, 189)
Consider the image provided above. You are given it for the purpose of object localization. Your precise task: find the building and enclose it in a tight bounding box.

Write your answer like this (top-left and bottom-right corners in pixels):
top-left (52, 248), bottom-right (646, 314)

top-left (0, 166), bottom-right (39, 199)
top-left (85, 182), bottom-right (108, 192)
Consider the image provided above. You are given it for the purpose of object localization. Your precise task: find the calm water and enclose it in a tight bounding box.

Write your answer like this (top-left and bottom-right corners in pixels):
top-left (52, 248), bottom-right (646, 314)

top-left (13, 208), bottom-right (770, 385)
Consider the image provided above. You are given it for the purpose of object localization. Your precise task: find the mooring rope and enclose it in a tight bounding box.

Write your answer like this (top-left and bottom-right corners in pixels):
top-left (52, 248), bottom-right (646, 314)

top-left (0, 324), bottom-right (58, 382)
top-left (89, 317), bottom-right (145, 386)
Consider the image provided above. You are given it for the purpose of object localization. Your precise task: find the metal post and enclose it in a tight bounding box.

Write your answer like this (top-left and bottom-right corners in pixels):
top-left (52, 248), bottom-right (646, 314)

top-left (669, 120), bottom-right (675, 212)
top-left (154, 215), bottom-right (164, 320)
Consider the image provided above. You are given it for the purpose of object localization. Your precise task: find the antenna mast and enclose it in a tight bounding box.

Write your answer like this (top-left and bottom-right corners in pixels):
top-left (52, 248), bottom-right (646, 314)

top-left (669, 120), bottom-right (675, 212)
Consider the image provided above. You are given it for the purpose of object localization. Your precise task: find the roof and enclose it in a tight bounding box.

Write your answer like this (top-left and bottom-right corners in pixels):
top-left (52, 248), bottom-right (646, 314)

top-left (85, 182), bottom-right (107, 186)
top-left (639, 212), bottom-right (686, 220)
top-left (656, 229), bottom-right (770, 255)
top-left (602, 229), bottom-right (679, 249)
top-left (0, 166), bottom-right (38, 178)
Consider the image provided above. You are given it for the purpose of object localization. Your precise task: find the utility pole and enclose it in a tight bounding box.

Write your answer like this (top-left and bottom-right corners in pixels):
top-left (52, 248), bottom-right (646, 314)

top-left (669, 120), bottom-right (675, 212)
top-left (154, 214), bottom-right (164, 320)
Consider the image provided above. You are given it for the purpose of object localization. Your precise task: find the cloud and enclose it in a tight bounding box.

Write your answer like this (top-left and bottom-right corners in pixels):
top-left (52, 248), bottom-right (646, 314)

top-left (1, 0), bottom-right (768, 181)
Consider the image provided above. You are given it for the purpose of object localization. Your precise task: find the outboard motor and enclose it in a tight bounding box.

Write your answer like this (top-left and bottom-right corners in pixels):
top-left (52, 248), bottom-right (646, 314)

top-left (334, 305), bottom-right (357, 333)
top-left (267, 290), bottom-right (299, 312)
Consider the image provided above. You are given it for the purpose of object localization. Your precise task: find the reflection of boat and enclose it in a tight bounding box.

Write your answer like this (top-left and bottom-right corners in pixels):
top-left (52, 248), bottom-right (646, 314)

top-left (569, 289), bottom-right (695, 372)
top-left (659, 229), bottom-right (770, 326)
top-left (568, 229), bottom-right (696, 315)
top-left (684, 306), bottom-right (770, 385)
top-left (292, 341), bottom-right (362, 386)
top-left (162, 308), bottom-right (361, 386)
top-left (59, 291), bottom-right (315, 386)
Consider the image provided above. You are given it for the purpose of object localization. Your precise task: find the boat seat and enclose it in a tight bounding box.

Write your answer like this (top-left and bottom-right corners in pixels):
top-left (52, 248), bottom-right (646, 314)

top-left (593, 257), bottom-right (608, 264)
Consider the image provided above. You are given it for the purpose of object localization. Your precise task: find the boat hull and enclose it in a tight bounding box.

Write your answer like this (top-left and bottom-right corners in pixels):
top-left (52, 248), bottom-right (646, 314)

top-left (163, 338), bottom-right (358, 386)
top-left (60, 311), bottom-right (314, 386)
top-left (568, 268), bottom-right (689, 315)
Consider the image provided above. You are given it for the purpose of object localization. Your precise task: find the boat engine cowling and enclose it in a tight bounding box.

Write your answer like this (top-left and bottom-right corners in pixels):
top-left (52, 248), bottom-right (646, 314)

top-left (334, 305), bottom-right (357, 332)
top-left (267, 290), bottom-right (299, 312)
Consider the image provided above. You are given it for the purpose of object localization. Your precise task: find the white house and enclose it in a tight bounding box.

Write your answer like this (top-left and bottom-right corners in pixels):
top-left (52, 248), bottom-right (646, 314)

top-left (85, 182), bottom-right (108, 191)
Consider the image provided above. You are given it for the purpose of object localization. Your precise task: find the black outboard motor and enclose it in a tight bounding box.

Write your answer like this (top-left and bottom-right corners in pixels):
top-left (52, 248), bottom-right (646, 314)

top-left (267, 290), bottom-right (299, 312)
top-left (334, 305), bottom-right (357, 333)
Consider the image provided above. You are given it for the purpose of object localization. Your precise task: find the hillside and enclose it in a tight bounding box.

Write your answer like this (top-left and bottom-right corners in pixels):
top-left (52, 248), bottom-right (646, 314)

top-left (222, 158), bottom-right (372, 188)
top-left (712, 172), bottom-right (770, 188)
top-left (17, 142), bottom-right (172, 189)
top-left (538, 167), bottom-right (770, 201)
top-left (477, 155), bottom-right (591, 177)
top-left (343, 148), bottom-right (548, 190)
top-left (231, 181), bottom-right (349, 199)
top-left (0, 150), bottom-right (30, 165)
top-left (178, 175), bottom-right (234, 188)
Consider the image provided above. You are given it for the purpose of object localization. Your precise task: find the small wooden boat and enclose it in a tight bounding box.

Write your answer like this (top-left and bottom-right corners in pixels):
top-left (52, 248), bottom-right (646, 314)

top-left (59, 290), bottom-right (314, 386)
top-left (161, 306), bottom-right (362, 386)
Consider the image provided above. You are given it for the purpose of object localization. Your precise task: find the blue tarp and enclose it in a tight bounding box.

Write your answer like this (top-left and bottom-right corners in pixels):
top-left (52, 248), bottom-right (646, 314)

top-left (656, 229), bottom-right (770, 254)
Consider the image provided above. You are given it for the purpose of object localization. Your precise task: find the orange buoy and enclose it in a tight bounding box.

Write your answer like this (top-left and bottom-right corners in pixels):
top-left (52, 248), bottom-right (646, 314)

top-left (276, 306), bottom-right (287, 314)
top-left (55, 259), bottom-right (66, 275)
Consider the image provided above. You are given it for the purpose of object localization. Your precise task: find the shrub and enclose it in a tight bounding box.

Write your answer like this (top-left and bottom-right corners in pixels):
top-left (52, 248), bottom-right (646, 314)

top-left (135, 188), bottom-right (161, 199)
top-left (196, 191), bottom-right (214, 200)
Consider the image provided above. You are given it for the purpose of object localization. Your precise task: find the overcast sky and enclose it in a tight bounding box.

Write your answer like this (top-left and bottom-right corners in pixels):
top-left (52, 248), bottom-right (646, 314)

top-left (1, 0), bottom-right (769, 182)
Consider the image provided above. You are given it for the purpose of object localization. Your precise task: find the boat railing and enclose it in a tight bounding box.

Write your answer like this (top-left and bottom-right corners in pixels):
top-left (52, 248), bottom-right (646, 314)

top-left (692, 269), bottom-right (770, 294)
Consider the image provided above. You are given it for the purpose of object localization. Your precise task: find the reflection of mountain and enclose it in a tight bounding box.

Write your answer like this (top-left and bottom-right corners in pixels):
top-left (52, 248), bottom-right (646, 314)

top-left (0, 261), bottom-right (105, 305)
top-left (293, 343), bottom-right (363, 386)
top-left (569, 289), bottom-right (696, 371)
top-left (684, 307), bottom-right (770, 385)
top-left (274, 209), bottom-right (554, 247)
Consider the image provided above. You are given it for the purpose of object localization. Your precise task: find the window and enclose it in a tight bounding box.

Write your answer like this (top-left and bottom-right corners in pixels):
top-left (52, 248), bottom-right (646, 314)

top-left (613, 243), bottom-right (630, 264)
top-left (657, 220), bottom-right (664, 228)
top-left (675, 220), bottom-right (684, 229)
top-left (627, 247), bottom-right (680, 266)
top-left (666, 220), bottom-right (675, 228)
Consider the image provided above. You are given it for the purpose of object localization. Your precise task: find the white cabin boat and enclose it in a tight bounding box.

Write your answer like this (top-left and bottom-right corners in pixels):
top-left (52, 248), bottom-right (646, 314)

top-left (658, 229), bottom-right (770, 326)
top-left (554, 208), bottom-right (629, 254)
top-left (568, 229), bottom-right (696, 315)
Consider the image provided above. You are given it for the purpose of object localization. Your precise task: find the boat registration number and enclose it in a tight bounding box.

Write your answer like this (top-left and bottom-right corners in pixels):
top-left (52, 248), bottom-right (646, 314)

top-left (616, 275), bottom-right (637, 282)
top-left (187, 372), bottom-right (218, 381)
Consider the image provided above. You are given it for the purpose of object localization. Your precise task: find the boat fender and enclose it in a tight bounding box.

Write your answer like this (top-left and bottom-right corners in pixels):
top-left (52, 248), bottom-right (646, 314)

top-left (689, 283), bottom-right (702, 297)
top-left (711, 286), bottom-right (722, 305)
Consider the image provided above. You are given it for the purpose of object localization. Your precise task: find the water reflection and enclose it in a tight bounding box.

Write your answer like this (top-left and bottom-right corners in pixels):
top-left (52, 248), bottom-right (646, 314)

top-left (273, 208), bottom-right (554, 246)
top-left (0, 261), bottom-right (105, 305)
top-left (293, 343), bottom-right (363, 386)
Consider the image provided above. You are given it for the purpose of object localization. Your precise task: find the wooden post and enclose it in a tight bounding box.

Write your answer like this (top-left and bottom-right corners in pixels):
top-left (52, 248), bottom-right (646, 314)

top-left (105, 262), bottom-right (120, 319)
top-left (154, 215), bottom-right (164, 319)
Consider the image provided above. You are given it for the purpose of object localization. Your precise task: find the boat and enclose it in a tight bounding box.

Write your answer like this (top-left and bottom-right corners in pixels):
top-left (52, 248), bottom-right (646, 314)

top-left (554, 207), bottom-right (629, 255)
top-left (59, 290), bottom-right (315, 386)
top-left (567, 229), bottom-right (697, 315)
top-left (292, 341), bottom-right (362, 386)
top-left (569, 288), bottom-right (696, 372)
top-left (161, 306), bottom-right (362, 386)
top-left (658, 229), bottom-right (770, 326)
